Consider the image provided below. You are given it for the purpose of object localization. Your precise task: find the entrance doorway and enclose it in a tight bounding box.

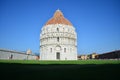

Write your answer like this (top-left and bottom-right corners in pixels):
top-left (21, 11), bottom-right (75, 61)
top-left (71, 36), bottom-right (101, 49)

top-left (56, 52), bottom-right (60, 60)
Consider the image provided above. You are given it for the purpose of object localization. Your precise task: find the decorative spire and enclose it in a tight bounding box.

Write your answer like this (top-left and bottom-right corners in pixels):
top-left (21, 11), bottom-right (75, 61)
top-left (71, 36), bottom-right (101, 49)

top-left (57, 8), bottom-right (60, 11)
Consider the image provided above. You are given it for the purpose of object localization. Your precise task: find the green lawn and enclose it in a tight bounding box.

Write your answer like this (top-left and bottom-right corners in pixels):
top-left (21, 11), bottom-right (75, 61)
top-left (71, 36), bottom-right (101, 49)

top-left (0, 59), bottom-right (120, 64)
top-left (0, 60), bottom-right (120, 80)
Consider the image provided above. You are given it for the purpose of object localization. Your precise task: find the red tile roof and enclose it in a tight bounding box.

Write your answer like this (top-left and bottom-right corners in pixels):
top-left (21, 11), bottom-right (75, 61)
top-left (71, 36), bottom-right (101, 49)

top-left (45, 10), bottom-right (72, 26)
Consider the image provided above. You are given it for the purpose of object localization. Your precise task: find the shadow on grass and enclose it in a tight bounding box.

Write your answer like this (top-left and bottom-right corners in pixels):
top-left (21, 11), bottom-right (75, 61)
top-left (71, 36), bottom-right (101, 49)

top-left (0, 63), bottom-right (120, 80)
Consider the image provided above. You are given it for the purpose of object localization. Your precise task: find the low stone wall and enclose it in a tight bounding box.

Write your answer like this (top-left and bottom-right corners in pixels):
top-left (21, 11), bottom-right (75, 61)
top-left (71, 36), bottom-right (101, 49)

top-left (0, 49), bottom-right (37, 60)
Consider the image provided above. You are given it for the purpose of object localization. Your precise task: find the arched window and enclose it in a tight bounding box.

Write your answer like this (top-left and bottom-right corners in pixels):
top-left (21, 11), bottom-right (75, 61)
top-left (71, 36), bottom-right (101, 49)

top-left (57, 37), bottom-right (59, 42)
top-left (57, 28), bottom-right (59, 32)
top-left (63, 28), bottom-right (64, 32)
top-left (64, 48), bottom-right (66, 53)
top-left (50, 48), bottom-right (52, 52)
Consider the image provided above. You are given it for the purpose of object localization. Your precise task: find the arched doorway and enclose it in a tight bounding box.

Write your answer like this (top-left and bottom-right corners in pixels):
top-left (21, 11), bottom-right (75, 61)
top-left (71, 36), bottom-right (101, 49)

top-left (56, 52), bottom-right (60, 60)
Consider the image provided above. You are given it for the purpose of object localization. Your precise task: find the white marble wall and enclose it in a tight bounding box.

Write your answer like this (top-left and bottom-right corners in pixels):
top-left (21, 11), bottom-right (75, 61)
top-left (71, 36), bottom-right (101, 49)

top-left (40, 24), bottom-right (77, 60)
top-left (0, 49), bottom-right (36, 60)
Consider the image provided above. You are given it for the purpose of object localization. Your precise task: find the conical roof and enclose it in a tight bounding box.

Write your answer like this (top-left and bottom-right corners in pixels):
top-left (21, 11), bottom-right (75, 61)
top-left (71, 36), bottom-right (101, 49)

top-left (45, 9), bottom-right (72, 26)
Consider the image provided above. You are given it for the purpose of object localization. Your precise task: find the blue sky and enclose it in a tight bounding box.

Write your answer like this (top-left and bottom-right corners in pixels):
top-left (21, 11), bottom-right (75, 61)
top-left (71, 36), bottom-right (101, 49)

top-left (0, 0), bottom-right (120, 55)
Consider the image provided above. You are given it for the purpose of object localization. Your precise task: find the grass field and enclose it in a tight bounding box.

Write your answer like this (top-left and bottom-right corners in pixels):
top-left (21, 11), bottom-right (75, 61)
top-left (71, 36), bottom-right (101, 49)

top-left (0, 60), bottom-right (120, 80)
top-left (0, 59), bottom-right (120, 64)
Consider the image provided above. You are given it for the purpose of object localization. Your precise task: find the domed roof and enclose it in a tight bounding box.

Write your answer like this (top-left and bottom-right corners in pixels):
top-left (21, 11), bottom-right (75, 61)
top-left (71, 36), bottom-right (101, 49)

top-left (45, 9), bottom-right (72, 26)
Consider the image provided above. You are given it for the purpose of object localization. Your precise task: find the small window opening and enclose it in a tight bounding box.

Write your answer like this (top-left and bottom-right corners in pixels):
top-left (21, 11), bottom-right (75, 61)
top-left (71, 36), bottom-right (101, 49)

top-left (57, 37), bottom-right (59, 42)
top-left (50, 48), bottom-right (52, 52)
top-left (64, 48), bottom-right (66, 53)
top-left (57, 28), bottom-right (59, 32)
